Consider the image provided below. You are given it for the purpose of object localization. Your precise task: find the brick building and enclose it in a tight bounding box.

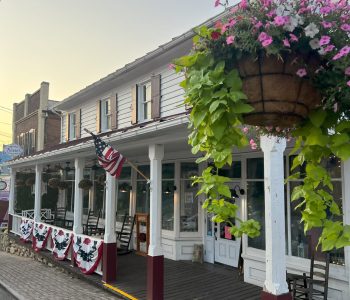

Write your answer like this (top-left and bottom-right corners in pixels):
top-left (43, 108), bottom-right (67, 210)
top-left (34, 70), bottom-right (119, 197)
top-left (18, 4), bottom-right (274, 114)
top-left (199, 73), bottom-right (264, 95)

top-left (12, 82), bottom-right (61, 156)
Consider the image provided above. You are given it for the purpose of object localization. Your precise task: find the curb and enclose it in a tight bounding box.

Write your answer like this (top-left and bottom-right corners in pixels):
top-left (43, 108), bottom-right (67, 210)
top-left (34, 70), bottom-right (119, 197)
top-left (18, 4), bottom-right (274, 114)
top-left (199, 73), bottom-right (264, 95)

top-left (0, 279), bottom-right (23, 300)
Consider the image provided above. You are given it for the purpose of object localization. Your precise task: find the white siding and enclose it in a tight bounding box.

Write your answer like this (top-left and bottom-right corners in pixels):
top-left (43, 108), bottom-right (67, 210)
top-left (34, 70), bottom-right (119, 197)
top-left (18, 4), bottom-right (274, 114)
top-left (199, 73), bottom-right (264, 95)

top-left (60, 115), bottom-right (66, 143)
top-left (59, 64), bottom-right (187, 142)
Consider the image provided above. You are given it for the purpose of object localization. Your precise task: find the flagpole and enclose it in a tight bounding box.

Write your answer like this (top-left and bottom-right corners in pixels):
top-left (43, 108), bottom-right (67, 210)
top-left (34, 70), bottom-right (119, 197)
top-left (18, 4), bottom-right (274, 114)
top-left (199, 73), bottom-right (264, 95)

top-left (84, 128), bottom-right (150, 182)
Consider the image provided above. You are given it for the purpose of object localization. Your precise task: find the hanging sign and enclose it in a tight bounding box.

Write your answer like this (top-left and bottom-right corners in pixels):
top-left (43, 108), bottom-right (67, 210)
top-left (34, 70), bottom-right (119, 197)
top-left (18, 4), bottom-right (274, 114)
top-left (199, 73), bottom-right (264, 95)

top-left (0, 152), bottom-right (12, 163)
top-left (3, 144), bottom-right (23, 157)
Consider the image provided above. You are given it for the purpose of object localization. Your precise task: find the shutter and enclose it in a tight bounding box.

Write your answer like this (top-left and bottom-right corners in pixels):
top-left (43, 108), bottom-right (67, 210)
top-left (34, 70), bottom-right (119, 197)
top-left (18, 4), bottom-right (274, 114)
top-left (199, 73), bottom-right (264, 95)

top-left (151, 74), bottom-right (161, 119)
top-left (65, 113), bottom-right (69, 142)
top-left (96, 100), bottom-right (101, 133)
top-left (76, 109), bottom-right (81, 139)
top-left (111, 94), bottom-right (118, 130)
top-left (131, 85), bottom-right (138, 125)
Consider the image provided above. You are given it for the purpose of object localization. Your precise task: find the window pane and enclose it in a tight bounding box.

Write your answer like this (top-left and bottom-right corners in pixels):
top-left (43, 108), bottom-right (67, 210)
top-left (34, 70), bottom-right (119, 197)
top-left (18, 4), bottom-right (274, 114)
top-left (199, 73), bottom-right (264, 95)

top-left (117, 180), bottom-right (131, 219)
top-left (247, 181), bottom-right (265, 249)
top-left (215, 161), bottom-right (241, 178)
top-left (137, 165), bottom-right (150, 179)
top-left (321, 156), bottom-right (341, 178)
top-left (247, 158), bottom-right (264, 179)
top-left (180, 179), bottom-right (198, 232)
top-left (119, 166), bottom-right (131, 180)
top-left (162, 181), bottom-right (174, 230)
top-left (290, 181), bottom-right (344, 264)
top-left (180, 162), bottom-right (198, 178)
top-left (162, 163), bottom-right (174, 179)
top-left (136, 181), bottom-right (150, 213)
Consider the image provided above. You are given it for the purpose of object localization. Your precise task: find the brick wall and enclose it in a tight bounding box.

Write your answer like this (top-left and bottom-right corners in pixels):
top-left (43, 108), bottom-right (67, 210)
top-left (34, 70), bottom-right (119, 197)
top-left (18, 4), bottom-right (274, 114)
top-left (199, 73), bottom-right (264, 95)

top-left (44, 113), bottom-right (61, 149)
top-left (14, 102), bottom-right (24, 122)
top-left (28, 91), bottom-right (40, 115)
top-left (15, 113), bottom-right (38, 138)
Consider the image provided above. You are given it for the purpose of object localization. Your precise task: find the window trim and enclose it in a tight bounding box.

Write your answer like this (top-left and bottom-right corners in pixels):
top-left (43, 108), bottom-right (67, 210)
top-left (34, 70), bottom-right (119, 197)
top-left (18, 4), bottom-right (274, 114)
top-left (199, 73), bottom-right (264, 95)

top-left (100, 97), bottom-right (111, 132)
top-left (68, 112), bottom-right (77, 140)
top-left (137, 80), bottom-right (152, 123)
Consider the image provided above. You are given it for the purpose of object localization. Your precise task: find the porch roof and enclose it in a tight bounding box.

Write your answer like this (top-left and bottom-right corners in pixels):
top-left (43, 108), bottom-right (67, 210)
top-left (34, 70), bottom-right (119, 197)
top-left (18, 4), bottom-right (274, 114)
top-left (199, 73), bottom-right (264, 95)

top-left (6, 113), bottom-right (189, 168)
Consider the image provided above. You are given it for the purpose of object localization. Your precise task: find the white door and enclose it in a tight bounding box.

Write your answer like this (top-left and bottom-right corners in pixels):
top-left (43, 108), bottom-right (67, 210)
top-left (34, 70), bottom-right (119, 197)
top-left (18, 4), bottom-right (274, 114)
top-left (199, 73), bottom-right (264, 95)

top-left (213, 181), bottom-right (242, 267)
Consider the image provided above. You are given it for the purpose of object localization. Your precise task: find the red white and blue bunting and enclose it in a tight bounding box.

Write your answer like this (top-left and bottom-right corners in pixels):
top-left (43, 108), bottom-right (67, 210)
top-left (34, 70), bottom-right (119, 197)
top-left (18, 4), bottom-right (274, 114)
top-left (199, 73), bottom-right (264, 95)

top-left (20, 219), bottom-right (34, 242)
top-left (73, 235), bottom-right (103, 275)
top-left (32, 222), bottom-right (51, 252)
top-left (51, 228), bottom-right (73, 261)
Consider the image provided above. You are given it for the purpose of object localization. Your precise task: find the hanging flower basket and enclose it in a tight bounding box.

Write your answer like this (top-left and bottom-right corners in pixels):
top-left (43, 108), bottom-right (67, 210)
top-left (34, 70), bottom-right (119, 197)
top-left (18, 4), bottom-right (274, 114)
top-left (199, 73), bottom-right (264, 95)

top-left (48, 178), bottom-right (60, 189)
top-left (57, 181), bottom-right (69, 190)
top-left (78, 179), bottom-right (93, 190)
top-left (42, 173), bottom-right (51, 183)
top-left (25, 177), bottom-right (35, 187)
top-left (238, 53), bottom-right (321, 127)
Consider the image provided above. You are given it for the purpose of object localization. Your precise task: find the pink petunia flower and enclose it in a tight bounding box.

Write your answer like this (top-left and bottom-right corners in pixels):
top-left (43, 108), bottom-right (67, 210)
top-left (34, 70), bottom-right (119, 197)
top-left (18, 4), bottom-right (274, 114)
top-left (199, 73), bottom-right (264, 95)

top-left (274, 16), bottom-right (286, 26)
top-left (242, 127), bottom-right (249, 134)
top-left (258, 32), bottom-right (269, 42)
top-left (266, 9), bottom-right (276, 18)
top-left (283, 38), bottom-right (291, 47)
top-left (347, 80), bottom-right (350, 87)
top-left (226, 35), bottom-right (235, 45)
top-left (214, 0), bottom-right (221, 7)
top-left (345, 67), bottom-right (350, 76)
top-left (228, 19), bottom-right (237, 28)
top-left (341, 24), bottom-right (350, 31)
top-left (239, 0), bottom-right (248, 9)
top-left (168, 64), bottom-right (175, 70)
top-left (211, 31), bottom-right (221, 40)
top-left (262, 37), bottom-right (273, 47)
top-left (255, 21), bottom-right (263, 29)
top-left (321, 21), bottom-right (333, 28)
top-left (324, 44), bottom-right (335, 52)
top-left (296, 68), bottom-right (307, 77)
top-left (289, 33), bottom-right (299, 42)
top-left (319, 36), bottom-right (331, 46)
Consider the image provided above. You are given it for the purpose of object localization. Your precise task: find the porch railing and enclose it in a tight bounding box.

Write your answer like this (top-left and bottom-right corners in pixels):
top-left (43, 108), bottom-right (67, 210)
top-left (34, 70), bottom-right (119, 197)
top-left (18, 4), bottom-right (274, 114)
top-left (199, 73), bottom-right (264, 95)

top-left (21, 209), bottom-right (52, 220)
top-left (10, 213), bottom-right (102, 276)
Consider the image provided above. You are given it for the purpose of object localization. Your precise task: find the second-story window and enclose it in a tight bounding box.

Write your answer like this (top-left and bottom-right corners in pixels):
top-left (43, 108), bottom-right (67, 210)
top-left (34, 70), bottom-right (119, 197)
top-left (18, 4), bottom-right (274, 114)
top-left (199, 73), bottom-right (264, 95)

top-left (69, 112), bottom-right (76, 140)
top-left (101, 98), bottom-right (111, 131)
top-left (138, 81), bottom-right (152, 122)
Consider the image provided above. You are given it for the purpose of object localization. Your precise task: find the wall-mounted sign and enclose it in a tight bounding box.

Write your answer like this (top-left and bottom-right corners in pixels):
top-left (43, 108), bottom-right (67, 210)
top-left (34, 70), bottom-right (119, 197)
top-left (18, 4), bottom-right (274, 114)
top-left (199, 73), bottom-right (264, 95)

top-left (3, 144), bottom-right (23, 157)
top-left (0, 180), bottom-right (7, 191)
top-left (0, 152), bottom-right (12, 163)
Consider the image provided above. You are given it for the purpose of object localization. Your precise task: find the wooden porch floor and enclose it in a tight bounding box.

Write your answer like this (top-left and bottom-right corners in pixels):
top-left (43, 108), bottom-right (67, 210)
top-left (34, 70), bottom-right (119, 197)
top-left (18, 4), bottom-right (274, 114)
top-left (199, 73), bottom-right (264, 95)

top-left (113, 253), bottom-right (261, 300)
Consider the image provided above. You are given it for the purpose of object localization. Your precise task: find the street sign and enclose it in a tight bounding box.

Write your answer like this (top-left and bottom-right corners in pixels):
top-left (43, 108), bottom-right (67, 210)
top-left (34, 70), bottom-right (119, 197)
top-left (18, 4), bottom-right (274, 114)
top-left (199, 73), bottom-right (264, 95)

top-left (3, 144), bottom-right (23, 157)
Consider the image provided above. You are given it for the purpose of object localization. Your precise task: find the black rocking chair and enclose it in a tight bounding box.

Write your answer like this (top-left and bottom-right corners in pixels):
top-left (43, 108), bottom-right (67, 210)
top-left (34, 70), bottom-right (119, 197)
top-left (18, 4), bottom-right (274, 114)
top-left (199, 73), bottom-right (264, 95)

top-left (117, 214), bottom-right (135, 255)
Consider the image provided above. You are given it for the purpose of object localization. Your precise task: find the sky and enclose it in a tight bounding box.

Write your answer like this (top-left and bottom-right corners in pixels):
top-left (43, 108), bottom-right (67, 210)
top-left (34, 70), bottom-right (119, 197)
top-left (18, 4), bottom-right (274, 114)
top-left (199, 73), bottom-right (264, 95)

top-left (0, 0), bottom-right (223, 149)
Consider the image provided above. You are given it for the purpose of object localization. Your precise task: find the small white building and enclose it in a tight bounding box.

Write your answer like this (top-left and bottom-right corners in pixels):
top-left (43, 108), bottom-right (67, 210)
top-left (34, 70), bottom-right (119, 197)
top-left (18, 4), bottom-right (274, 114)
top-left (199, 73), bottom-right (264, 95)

top-left (6, 14), bottom-right (350, 300)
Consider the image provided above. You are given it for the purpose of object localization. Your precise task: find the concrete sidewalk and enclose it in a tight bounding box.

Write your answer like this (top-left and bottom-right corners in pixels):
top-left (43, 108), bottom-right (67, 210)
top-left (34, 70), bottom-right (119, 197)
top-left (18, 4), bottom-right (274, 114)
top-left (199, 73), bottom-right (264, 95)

top-left (0, 251), bottom-right (120, 300)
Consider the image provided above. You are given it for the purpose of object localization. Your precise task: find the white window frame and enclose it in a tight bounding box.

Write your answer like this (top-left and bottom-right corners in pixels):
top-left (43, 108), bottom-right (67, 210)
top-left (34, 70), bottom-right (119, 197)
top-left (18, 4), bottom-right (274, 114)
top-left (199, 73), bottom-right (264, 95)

top-left (101, 98), bottom-right (111, 132)
top-left (69, 112), bottom-right (77, 140)
top-left (137, 81), bottom-right (152, 122)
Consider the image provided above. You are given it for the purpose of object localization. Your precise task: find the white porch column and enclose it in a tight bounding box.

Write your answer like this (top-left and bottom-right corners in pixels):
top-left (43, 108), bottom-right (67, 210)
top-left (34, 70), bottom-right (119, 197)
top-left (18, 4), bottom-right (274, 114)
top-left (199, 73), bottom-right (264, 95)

top-left (73, 157), bottom-right (85, 234)
top-left (104, 172), bottom-right (117, 243)
top-left (260, 135), bottom-right (290, 298)
top-left (147, 144), bottom-right (164, 300)
top-left (34, 164), bottom-right (43, 222)
top-left (103, 172), bottom-right (117, 283)
top-left (343, 159), bottom-right (350, 298)
top-left (9, 168), bottom-right (16, 215)
top-left (148, 144), bottom-right (164, 256)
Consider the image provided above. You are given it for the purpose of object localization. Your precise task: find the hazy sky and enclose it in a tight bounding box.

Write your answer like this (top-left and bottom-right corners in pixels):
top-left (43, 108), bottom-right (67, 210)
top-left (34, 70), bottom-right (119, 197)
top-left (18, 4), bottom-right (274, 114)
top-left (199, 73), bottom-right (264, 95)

top-left (0, 0), bottom-right (222, 148)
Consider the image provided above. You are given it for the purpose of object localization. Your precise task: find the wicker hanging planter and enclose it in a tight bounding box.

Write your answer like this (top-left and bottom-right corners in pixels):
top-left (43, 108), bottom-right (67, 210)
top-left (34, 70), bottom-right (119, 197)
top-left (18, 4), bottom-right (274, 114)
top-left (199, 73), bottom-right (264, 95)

top-left (237, 53), bottom-right (322, 128)
top-left (78, 179), bottom-right (93, 190)
top-left (57, 181), bottom-right (69, 190)
top-left (48, 178), bottom-right (60, 189)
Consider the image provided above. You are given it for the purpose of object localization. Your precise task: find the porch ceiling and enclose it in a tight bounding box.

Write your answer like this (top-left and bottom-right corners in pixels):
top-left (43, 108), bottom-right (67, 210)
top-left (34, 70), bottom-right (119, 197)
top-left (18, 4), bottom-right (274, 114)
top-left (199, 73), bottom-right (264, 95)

top-left (7, 117), bottom-right (192, 169)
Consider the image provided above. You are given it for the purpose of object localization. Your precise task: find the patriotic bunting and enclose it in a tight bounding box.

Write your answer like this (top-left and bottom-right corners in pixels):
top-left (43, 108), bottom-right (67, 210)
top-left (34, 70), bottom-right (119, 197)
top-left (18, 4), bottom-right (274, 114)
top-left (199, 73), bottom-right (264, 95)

top-left (51, 228), bottom-right (73, 260)
top-left (73, 235), bottom-right (103, 275)
top-left (20, 219), bottom-right (34, 242)
top-left (32, 222), bottom-right (51, 251)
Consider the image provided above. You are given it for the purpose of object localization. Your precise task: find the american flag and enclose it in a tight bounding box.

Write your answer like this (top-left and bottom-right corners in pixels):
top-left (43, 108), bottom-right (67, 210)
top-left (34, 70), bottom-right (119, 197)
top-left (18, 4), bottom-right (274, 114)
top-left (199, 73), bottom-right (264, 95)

top-left (93, 134), bottom-right (126, 178)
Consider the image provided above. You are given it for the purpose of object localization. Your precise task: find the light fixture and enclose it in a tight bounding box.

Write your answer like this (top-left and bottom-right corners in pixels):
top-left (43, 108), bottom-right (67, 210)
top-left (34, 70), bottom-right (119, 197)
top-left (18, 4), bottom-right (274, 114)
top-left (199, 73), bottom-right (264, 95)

top-left (230, 185), bottom-right (245, 199)
top-left (65, 161), bottom-right (72, 172)
top-left (164, 185), bottom-right (177, 194)
top-left (142, 184), bottom-right (147, 193)
top-left (120, 182), bottom-right (130, 193)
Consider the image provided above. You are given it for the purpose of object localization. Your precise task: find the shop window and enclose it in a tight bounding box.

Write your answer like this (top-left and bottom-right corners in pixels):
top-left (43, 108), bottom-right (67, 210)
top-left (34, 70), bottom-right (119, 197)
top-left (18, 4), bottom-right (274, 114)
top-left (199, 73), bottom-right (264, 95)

top-left (180, 162), bottom-right (199, 232)
top-left (136, 165), bottom-right (150, 214)
top-left (116, 166), bottom-right (132, 221)
top-left (137, 81), bottom-right (152, 122)
top-left (289, 155), bottom-right (344, 265)
top-left (162, 163), bottom-right (175, 231)
top-left (101, 98), bottom-right (111, 132)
